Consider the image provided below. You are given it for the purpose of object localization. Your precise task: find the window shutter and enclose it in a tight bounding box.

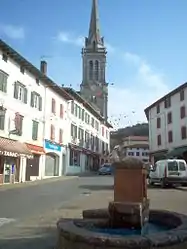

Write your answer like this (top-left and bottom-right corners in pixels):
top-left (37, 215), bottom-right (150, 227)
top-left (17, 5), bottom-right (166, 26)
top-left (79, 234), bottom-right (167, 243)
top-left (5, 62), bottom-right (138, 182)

top-left (59, 129), bottom-right (63, 143)
top-left (39, 96), bottom-right (42, 111)
top-left (52, 98), bottom-right (56, 113)
top-left (32, 121), bottom-right (38, 140)
top-left (50, 124), bottom-right (55, 141)
top-left (23, 88), bottom-right (27, 104)
top-left (14, 82), bottom-right (19, 99)
top-left (30, 92), bottom-right (34, 107)
top-left (60, 104), bottom-right (64, 118)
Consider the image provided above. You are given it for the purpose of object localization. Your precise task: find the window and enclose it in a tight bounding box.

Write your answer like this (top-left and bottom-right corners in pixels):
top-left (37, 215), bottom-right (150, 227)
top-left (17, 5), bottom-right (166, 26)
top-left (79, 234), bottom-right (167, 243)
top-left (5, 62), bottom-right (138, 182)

top-left (0, 70), bottom-right (8, 93)
top-left (50, 124), bottom-right (55, 141)
top-left (15, 113), bottom-right (23, 136)
top-left (14, 82), bottom-right (27, 104)
top-left (87, 115), bottom-right (90, 124)
top-left (75, 104), bottom-right (78, 117)
top-left (20, 66), bottom-right (25, 74)
top-left (156, 104), bottom-right (160, 114)
top-left (167, 112), bottom-right (172, 124)
top-left (157, 134), bottom-right (161, 146)
top-left (69, 149), bottom-right (80, 166)
top-left (32, 120), bottom-right (38, 140)
top-left (78, 107), bottom-right (82, 119)
top-left (71, 101), bottom-right (74, 114)
top-left (157, 117), bottom-right (161, 128)
top-left (181, 126), bottom-right (187, 140)
top-left (82, 109), bottom-right (85, 121)
top-left (89, 60), bottom-right (93, 80)
top-left (95, 121), bottom-right (99, 131)
top-left (128, 152), bottom-right (134, 156)
top-left (136, 152), bottom-right (140, 156)
top-left (0, 108), bottom-right (6, 130)
top-left (60, 104), bottom-right (64, 118)
top-left (51, 98), bottom-right (56, 114)
top-left (78, 128), bottom-right (84, 141)
top-left (180, 90), bottom-right (185, 101)
top-left (180, 106), bottom-right (185, 119)
top-left (168, 161), bottom-right (178, 172)
top-left (30, 92), bottom-right (42, 111)
top-left (164, 97), bottom-right (171, 108)
top-left (94, 60), bottom-right (99, 81)
top-left (59, 129), bottom-right (63, 144)
top-left (71, 124), bottom-right (77, 138)
top-left (179, 161), bottom-right (186, 171)
top-left (168, 130), bottom-right (173, 143)
top-left (2, 53), bottom-right (7, 62)
top-left (91, 117), bottom-right (94, 127)
top-left (102, 126), bottom-right (104, 136)
top-left (36, 78), bottom-right (40, 85)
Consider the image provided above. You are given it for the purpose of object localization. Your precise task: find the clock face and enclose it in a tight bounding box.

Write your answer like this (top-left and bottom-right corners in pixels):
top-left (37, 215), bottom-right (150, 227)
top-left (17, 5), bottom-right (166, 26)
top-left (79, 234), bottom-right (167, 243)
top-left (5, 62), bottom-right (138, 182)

top-left (91, 84), bottom-right (97, 91)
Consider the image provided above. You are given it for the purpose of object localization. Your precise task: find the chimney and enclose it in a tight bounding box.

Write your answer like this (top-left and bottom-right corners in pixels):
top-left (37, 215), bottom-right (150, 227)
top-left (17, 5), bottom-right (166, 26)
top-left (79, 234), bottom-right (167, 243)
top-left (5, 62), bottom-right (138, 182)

top-left (40, 60), bottom-right (47, 75)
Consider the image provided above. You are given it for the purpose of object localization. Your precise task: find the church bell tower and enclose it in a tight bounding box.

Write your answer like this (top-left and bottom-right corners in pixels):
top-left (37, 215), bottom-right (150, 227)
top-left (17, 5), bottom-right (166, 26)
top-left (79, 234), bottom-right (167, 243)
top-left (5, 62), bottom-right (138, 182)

top-left (80, 0), bottom-right (108, 121)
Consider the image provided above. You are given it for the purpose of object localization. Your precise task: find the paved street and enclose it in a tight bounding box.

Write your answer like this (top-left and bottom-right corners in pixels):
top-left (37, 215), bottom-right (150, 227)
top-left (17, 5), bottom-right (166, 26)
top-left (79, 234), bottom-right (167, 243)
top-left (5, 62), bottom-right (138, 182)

top-left (0, 176), bottom-right (187, 248)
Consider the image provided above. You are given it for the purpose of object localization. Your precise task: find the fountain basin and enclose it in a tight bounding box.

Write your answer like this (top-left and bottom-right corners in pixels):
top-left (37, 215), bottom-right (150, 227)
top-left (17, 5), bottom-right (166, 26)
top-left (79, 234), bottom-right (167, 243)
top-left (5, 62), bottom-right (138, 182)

top-left (57, 209), bottom-right (187, 249)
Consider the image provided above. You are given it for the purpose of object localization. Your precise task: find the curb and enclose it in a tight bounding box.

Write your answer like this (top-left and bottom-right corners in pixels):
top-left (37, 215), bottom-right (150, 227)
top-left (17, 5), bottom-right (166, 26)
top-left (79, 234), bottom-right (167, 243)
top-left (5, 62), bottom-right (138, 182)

top-left (0, 176), bottom-right (78, 191)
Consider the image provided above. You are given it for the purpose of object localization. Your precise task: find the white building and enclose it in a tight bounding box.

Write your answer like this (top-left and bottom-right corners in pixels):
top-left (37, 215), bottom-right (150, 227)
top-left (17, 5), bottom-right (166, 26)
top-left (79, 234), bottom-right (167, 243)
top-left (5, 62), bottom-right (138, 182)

top-left (121, 136), bottom-right (149, 163)
top-left (144, 82), bottom-right (187, 163)
top-left (0, 40), bottom-right (73, 184)
top-left (0, 39), bottom-right (46, 184)
top-left (62, 88), bottom-right (111, 175)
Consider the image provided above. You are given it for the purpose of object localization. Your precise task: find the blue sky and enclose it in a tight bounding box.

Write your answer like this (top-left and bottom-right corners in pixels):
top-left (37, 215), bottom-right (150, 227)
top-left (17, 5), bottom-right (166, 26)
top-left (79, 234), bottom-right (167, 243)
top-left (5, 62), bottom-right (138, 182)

top-left (1, 0), bottom-right (187, 128)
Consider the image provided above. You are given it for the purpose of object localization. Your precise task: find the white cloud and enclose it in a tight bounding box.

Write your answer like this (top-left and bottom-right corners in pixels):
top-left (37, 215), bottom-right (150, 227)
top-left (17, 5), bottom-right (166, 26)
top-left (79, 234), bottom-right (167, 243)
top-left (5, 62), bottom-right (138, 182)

top-left (108, 52), bottom-right (170, 129)
top-left (0, 24), bottom-right (25, 39)
top-left (57, 31), bottom-right (84, 46)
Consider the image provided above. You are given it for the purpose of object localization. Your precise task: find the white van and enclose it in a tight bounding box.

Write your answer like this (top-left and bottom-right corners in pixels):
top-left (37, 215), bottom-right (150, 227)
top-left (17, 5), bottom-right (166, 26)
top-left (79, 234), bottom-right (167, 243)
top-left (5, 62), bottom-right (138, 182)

top-left (149, 159), bottom-right (187, 188)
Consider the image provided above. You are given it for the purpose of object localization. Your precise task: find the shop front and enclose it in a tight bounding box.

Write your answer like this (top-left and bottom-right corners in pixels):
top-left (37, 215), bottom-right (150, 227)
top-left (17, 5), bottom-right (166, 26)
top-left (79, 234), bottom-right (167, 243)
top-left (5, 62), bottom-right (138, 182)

top-left (44, 140), bottom-right (63, 178)
top-left (25, 143), bottom-right (45, 181)
top-left (0, 137), bottom-right (33, 185)
top-left (66, 144), bottom-right (83, 175)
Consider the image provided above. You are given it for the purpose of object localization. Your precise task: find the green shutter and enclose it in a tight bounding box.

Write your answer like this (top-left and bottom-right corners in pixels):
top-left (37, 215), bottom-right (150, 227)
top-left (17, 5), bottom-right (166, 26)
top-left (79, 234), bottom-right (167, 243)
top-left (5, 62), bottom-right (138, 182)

top-left (30, 92), bottom-right (34, 107)
top-left (14, 82), bottom-right (19, 99)
top-left (39, 96), bottom-right (42, 111)
top-left (24, 88), bottom-right (27, 104)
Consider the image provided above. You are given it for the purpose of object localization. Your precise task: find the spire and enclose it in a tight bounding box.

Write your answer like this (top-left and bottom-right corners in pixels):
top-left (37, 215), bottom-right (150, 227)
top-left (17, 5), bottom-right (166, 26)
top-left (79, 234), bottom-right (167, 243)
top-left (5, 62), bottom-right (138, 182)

top-left (88, 0), bottom-right (103, 46)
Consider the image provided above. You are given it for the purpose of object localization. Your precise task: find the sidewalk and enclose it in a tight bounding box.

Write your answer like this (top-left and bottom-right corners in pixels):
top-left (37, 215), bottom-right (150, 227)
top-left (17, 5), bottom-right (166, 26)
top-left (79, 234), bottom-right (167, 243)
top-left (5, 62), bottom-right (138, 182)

top-left (0, 175), bottom-right (78, 191)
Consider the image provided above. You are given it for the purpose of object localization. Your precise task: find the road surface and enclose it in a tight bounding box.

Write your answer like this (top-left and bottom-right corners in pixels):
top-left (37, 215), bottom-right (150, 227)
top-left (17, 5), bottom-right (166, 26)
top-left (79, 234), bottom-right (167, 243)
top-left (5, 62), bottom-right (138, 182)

top-left (0, 176), bottom-right (187, 249)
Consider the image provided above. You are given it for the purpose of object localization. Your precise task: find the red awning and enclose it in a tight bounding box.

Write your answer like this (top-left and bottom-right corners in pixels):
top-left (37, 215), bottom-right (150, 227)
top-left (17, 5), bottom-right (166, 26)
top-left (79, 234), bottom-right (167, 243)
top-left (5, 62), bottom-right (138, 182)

top-left (0, 137), bottom-right (32, 157)
top-left (25, 143), bottom-right (45, 155)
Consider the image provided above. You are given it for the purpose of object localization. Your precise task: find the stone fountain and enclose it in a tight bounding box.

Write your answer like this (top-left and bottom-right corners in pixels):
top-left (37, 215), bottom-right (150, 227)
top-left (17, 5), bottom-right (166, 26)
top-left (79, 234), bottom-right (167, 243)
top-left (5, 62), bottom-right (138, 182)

top-left (57, 155), bottom-right (187, 249)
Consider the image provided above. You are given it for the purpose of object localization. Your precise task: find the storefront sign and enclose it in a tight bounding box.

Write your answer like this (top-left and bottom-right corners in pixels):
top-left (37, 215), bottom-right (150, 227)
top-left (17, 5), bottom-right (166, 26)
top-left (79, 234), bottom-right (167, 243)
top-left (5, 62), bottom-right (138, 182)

top-left (0, 151), bottom-right (19, 157)
top-left (44, 140), bottom-right (61, 152)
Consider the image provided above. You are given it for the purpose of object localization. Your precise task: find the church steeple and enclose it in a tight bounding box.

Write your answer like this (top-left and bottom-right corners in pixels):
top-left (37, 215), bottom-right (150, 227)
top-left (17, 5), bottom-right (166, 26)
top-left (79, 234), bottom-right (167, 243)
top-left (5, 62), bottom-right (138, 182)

top-left (80, 0), bottom-right (108, 121)
top-left (87, 0), bottom-right (104, 47)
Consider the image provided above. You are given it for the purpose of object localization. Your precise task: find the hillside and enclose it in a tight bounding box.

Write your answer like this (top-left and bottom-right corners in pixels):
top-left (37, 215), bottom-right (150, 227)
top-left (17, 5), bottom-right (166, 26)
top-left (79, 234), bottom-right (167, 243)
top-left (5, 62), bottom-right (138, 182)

top-left (110, 123), bottom-right (149, 149)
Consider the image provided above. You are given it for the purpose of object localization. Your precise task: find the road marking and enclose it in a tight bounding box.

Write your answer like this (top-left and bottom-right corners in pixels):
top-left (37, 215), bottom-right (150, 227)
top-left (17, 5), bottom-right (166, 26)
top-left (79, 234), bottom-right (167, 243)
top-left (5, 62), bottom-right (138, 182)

top-left (0, 218), bottom-right (16, 227)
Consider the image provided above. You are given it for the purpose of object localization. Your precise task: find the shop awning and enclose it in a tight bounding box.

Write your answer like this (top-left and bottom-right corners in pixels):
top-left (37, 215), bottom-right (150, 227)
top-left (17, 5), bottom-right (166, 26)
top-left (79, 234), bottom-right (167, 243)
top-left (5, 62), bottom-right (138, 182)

top-left (0, 137), bottom-right (33, 157)
top-left (25, 143), bottom-right (45, 155)
top-left (166, 146), bottom-right (187, 158)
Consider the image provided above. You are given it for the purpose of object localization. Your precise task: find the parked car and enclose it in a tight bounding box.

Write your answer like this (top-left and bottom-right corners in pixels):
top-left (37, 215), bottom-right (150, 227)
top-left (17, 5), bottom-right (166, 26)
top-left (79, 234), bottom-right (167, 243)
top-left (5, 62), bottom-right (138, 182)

top-left (98, 163), bottom-right (113, 175)
top-left (148, 159), bottom-right (187, 188)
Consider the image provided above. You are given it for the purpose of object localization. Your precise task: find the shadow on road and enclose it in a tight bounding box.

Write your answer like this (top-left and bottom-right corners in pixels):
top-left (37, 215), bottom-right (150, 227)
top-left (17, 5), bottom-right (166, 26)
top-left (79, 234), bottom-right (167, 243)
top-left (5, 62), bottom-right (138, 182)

top-left (0, 226), bottom-right (57, 249)
top-left (79, 184), bottom-right (113, 191)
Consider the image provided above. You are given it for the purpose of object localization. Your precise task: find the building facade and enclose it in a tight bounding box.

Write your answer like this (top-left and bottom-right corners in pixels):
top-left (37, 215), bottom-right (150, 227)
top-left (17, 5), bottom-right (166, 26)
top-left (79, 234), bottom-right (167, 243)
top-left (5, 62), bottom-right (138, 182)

top-left (63, 88), bottom-right (111, 175)
top-left (121, 136), bottom-right (149, 163)
top-left (0, 40), bottom-right (46, 184)
top-left (145, 82), bottom-right (187, 163)
top-left (80, 0), bottom-right (108, 121)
